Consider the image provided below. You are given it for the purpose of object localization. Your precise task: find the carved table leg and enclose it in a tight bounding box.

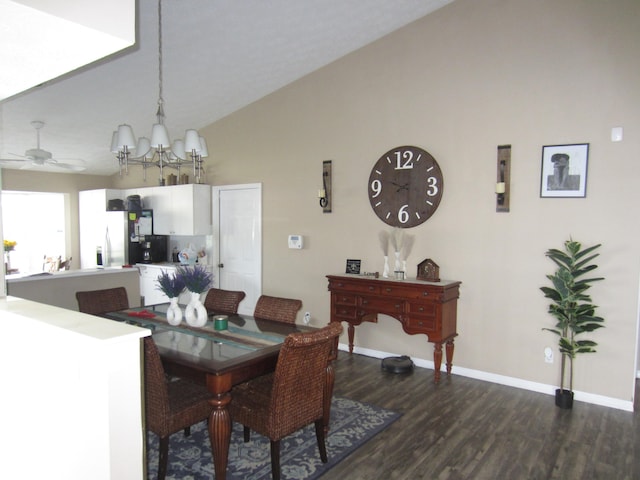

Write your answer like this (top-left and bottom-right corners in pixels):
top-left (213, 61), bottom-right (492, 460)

top-left (445, 338), bottom-right (455, 376)
top-left (347, 323), bottom-right (355, 354)
top-left (207, 375), bottom-right (232, 480)
top-left (433, 342), bottom-right (443, 383)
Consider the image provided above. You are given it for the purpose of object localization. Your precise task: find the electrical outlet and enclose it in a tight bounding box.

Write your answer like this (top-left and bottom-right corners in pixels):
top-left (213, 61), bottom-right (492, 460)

top-left (544, 347), bottom-right (554, 364)
top-left (303, 312), bottom-right (311, 325)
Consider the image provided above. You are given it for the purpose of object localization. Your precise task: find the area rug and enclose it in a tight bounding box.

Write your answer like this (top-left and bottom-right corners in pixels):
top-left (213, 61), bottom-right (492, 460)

top-left (146, 396), bottom-right (401, 480)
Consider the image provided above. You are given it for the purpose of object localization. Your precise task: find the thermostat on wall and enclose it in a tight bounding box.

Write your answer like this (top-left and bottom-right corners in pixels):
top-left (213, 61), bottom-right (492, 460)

top-left (288, 234), bottom-right (303, 249)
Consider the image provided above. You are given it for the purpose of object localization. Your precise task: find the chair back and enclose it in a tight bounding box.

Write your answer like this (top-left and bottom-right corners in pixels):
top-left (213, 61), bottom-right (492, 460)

top-left (253, 295), bottom-right (302, 324)
top-left (75, 287), bottom-right (129, 315)
top-left (203, 288), bottom-right (246, 315)
top-left (142, 337), bottom-right (171, 434)
top-left (268, 322), bottom-right (343, 438)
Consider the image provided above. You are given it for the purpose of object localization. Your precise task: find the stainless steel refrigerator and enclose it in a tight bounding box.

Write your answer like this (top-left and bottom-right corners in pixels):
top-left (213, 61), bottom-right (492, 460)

top-left (102, 210), bottom-right (167, 266)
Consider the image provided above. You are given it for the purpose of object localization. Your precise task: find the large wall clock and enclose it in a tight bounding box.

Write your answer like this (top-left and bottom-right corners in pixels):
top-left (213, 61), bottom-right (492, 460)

top-left (368, 145), bottom-right (444, 228)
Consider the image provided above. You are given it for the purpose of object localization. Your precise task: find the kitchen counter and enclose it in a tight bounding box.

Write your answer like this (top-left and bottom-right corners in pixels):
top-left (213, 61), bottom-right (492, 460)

top-left (0, 295), bottom-right (148, 478)
top-left (6, 267), bottom-right (141, 311)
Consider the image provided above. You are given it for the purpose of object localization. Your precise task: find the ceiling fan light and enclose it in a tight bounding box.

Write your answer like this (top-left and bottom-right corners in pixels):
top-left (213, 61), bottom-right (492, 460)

top-left (116, 124), bottom-right (137, 150)
top-left (172, 139), bottom-right (186, 160)
top-left (150, 123), bottom-right (170, 149)
top-left (135, 137), bottom-right (151, 158)
top-left (184, 129), bottom-right (201, 153)
top-left (199, 136), bottom-right (209, 158)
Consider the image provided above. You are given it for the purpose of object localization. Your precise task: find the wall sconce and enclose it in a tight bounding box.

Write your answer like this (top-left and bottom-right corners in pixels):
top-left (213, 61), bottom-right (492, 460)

top-left (496, 145), bottom-right (511, 212)
top-left (319, 160), bottom-right (332, 213)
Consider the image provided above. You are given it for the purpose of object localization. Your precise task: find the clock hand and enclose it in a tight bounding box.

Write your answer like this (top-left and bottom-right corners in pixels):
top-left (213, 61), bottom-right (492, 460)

top-left (391, 181), bottom-right (409, 192)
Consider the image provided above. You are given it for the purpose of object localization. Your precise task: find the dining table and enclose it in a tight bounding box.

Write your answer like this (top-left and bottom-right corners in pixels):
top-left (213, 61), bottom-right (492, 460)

top-left (105, 303), bottom-right (321, 480)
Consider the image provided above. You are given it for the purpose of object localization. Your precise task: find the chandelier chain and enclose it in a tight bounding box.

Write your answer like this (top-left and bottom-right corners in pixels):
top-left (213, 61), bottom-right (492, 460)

top-left (156, 0), bottom-right (165, 124)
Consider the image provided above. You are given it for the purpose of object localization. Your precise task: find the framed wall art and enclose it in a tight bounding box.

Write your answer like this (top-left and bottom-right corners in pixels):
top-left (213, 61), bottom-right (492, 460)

top-left (540, 143), bottom-right (589, 198)
top-left (345, 259), bottom-right (361, 274)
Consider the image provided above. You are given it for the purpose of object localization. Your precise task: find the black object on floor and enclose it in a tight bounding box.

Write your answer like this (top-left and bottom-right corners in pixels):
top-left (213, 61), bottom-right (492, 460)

top-left (381, 355), bottom-right (414, 374)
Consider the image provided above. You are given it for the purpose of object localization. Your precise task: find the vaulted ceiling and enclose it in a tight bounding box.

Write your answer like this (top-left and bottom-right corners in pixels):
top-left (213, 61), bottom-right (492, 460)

top-left (0, 0), bottom-right (453, 175)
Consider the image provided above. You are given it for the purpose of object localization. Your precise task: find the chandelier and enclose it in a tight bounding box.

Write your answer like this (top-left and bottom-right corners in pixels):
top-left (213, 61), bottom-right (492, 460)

top-left (110, 0), bottom-right (207, 184)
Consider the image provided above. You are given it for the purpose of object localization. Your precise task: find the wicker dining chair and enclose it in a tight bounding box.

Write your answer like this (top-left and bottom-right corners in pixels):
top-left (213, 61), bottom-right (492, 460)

top-left (229, 322), bottom-right (343, 480)
top-left (75, 287), bottom-right (129, 315)
top-left (203, 288), bottom-right (246, 315)
top-left (253, 295), bottom-right (302, 324)
top-left (143, 337), bottom-right (214, 480)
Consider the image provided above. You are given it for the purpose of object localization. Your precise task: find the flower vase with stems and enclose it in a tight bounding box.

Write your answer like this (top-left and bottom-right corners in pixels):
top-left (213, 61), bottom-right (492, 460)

top-left (156, 270), bottom-right (185, 326)
top-left (383, 256), bottom-right (390, 278)
top-left (4, 239), bottom-right (16, 273)
top-left (179, 265), bottom-right (213, 328)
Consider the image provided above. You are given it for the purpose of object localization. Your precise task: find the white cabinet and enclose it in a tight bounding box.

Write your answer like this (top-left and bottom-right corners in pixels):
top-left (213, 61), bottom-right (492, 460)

top-left (79, 189), bottom-right (124, 269)
top-left (147, 184), bottom-right (211, 235)
top-left (138, 264), bottom-right (174, 306)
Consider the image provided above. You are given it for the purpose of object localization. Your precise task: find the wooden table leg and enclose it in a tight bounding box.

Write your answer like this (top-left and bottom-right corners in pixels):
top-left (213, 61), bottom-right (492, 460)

top-left (445, 338), bottom-right (455, 376)
top-left (433, 342), bottom-right (443, 383)
top-left (347, 323), bottom-right (355, 353)
top-left (207, 374), bottom-right (232, 480)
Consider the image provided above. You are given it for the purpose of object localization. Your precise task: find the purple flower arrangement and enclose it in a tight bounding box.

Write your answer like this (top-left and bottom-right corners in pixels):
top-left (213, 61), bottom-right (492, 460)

top-left (156, 269), bottom-right (186, 298)
top-left (177, 264), bottom-right (213, 294)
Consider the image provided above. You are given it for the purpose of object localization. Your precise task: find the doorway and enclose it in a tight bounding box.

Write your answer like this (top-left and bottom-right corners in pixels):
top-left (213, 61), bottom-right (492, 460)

top-left (211, 183), bottom-right (262, 315)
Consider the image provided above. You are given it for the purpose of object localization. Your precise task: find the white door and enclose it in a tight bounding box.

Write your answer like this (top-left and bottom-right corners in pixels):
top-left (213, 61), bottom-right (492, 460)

top-left (211, 183), bottom-right (262, 315)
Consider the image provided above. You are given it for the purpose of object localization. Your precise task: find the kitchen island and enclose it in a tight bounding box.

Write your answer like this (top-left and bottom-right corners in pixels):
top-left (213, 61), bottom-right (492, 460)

top-left (6, 267), bottom-right (140, 311)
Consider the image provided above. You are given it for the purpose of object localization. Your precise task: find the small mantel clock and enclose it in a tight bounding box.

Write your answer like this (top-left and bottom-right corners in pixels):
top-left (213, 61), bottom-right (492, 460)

top-left (368, 145), bottom-right (444, 228)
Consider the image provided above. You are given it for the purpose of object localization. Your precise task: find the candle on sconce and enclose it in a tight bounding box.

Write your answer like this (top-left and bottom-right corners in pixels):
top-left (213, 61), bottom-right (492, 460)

top-left (495, 182), bottom-right (506, 194)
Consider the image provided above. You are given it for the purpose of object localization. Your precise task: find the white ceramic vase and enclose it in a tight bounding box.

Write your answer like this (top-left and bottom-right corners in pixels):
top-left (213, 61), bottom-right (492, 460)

top-left (185, 291), bottom-right (207, 327)
top-left (394, 251), bottom-right (402, 271)
top-left (166, 297), bottom-right (183, 326)
top-left (383, 256), bottom-right (390, 278)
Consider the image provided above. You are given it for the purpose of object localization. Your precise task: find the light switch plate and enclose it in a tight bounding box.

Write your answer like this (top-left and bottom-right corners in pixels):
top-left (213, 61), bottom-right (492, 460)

top-left (611, 126), bottom-right (623, 142)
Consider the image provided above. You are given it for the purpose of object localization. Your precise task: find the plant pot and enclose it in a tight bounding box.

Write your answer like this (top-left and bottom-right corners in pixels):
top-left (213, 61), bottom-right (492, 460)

top-left (555, 388), bottom-right (574, 409)
top-left (166, 297), bottom-right (183, 326)
top-left (185, 291), bottom-right (207, 327)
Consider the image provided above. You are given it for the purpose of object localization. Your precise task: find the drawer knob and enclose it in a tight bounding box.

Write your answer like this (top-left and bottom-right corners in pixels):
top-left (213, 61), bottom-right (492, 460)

top-left (423, 291), bottom-right (429, 296)
top-left (368, 286), bottom-right (375, 291)
top-left (385, 288), bottom-right (392, 293)
top-left (419, 321), bottom-right (424, 326)
top-left (362, 300), bottom-right (369, 304)
top-left (418, 307), bottom-right (424, 312)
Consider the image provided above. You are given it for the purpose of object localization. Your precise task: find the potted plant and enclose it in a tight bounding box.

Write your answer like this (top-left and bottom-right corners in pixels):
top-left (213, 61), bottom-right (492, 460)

top-left (157, 270), bottom-right (185, 325)
top-left (178, 265), bottom-right (213, 327)
top-left (541, 239), bottom-right (605, 409)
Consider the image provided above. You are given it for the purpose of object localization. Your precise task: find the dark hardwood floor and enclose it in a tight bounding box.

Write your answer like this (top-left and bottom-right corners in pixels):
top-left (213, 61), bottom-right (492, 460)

top-left (328, 352), bottom-right (639, 479)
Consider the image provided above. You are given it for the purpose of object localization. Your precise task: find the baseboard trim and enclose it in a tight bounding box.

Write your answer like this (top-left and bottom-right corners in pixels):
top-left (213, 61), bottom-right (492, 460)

top-left (339, 343), bottom-right (633, 412)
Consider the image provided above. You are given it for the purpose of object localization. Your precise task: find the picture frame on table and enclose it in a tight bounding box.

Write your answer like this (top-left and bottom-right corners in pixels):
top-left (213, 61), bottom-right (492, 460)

top-left (540, 143), bottom-right (589, 198)
top-left (345, 259), bottom-right (361, 275)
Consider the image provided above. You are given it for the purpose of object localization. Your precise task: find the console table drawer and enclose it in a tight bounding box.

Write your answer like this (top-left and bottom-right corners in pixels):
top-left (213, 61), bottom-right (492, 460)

top-left (333, 293), bottom-right (357, 306)
top-left (405, 316), bottom-right (438, 331)
top-left (407, 302), bottom-right (437, 317)
top-left (333, 305), bottom-right (357, 319)
top-left (329, 280), bottom-right (380, 295)
top-left (379, 284), bottom-right (438, 300)
top-left (360, 296), bottom-right (403, 314)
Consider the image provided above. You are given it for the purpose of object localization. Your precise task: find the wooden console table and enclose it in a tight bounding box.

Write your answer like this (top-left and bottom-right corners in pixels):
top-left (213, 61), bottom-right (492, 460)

top-left (327, 274), bottom-right (461, 383)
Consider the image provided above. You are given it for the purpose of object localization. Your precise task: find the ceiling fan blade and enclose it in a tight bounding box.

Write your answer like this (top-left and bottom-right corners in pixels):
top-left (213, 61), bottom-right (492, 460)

top-left (49, 162), bottom-right (86, 172)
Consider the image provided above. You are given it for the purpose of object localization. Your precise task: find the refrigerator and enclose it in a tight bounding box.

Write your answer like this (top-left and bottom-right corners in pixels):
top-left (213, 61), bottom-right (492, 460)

top-left (101, 209), bottom-right (168, 266)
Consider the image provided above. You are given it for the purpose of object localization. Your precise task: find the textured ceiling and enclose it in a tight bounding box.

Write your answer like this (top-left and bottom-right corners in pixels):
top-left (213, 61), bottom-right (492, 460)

top-left (0, 0), bottom-right (453, 175)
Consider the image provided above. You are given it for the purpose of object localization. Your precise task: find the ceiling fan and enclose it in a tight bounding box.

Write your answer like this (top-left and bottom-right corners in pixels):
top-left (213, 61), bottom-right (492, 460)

top-left (0, 121), bottom-right (86, 172)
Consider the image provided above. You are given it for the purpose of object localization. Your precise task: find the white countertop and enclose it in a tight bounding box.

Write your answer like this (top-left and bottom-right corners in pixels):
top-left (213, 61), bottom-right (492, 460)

top-left (6, 266), bottom-right (139, 283)
top-left (0, 295), bottom-right (149, 342)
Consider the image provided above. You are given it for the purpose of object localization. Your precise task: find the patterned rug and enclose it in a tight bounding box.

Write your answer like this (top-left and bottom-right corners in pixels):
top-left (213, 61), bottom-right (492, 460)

top-left (147, 397), bottom-right (401, 480)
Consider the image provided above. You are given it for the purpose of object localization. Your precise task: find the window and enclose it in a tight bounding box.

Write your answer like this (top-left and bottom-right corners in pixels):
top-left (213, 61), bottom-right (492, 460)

top-left (1, 191), bottom-right (68, 274)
